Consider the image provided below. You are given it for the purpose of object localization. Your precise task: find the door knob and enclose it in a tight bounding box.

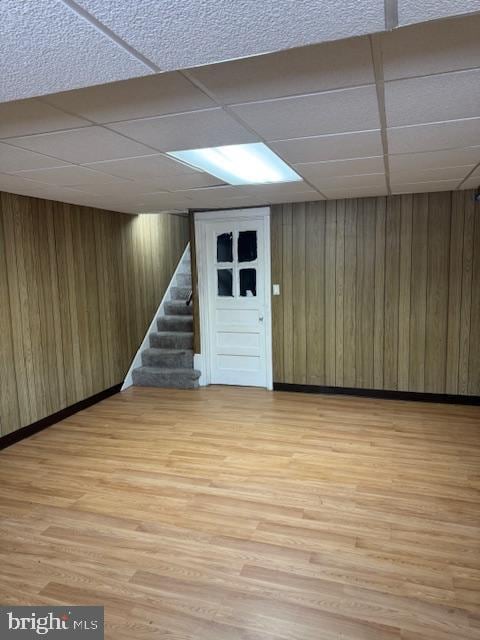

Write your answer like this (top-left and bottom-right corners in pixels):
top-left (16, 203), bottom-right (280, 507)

top-left (259, 315), bottom-right (264, 322)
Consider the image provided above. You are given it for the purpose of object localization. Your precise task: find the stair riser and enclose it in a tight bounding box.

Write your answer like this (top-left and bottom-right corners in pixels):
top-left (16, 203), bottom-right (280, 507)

top-left (176, 273), bottom-right (192, 287)
top-left (150, 334), bottom-right (193, 349)
top-left (142, 351), bottom-right (193, 368)
top-left (157, 317), bottom-right (193, 332)
top-left (132, 370), bottom-right (199, 389)
top-left (170, 286), bottom-right (190, 301)
top-left (164, 302), bottom-right (192, 316)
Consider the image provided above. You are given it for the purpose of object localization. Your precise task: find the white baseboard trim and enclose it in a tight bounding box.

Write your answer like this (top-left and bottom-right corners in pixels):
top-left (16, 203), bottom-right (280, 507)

top-left (121, 243), bottom-right (191, 391)
top-left (194, 354), bottom-right (207, 386)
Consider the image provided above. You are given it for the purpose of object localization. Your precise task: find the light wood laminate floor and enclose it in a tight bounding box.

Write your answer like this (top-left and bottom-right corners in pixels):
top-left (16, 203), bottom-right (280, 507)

top-left (1, 386), bottom-right (479, 639)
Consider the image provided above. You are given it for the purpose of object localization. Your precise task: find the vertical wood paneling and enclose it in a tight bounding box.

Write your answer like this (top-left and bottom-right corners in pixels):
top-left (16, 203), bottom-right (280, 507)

top-left (2, 195), bottom-right (34, 425)
top-left (446, 192), bottom-right (465, 394)
top-left (0, 206), bottom-right (19, 435)
top-left (373, 197), bottom-right (386, 389)
top-left (355, 198), bottom-right (375, 389)
top-left (0, 191), bottom-right (189, 437)
top-left (292, 204), bottom-right (306, 384)
top-left (468, 209), bottom-right (480, 395)
top-left (270, 190), bottom-right (478, 397)
top-left (343, 199), bottom-right (357, 387)
top-left (459, 194), bottom-right (474, 395)
top-left (335, 201), bottom-right (345, 387)
top-left (324, 201), bottom-right (337, 385)
top-left (270, 207), bottom-right (284, 382)
top-left (408, 193), bottom-right (429, 392)
top-left (384, 196), bottom-right (401, 390)
top-left (282, 205), bottom-right (294, 383)
top-left (305, 202), bottom-right (325, 385)
top-left (425, 193), bottom-right (451, 393)
top-left (397, 195), bottom-right (413, 391)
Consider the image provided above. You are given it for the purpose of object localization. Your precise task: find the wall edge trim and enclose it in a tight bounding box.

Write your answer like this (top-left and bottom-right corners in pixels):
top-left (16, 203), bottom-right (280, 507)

top-left (273, 383), bottom-right (480, 406)
top-left (0, 384), bottom-right (122, 451)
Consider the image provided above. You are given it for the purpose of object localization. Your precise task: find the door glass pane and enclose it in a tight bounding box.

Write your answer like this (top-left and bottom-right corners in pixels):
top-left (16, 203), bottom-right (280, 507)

top-left (217, 269), bottom-right (233, 296)
top-left (217, 232), bottom-right (233, 262)
top-left (239, 268), bottom-right (256, 297)
top-left (238, 230), bottom-right (257, 262)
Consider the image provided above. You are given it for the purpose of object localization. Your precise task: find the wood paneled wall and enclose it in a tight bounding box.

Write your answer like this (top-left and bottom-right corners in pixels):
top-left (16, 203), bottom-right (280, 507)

top-left (0, 191), bottom-right (189, 436)
top-left (271, 190), bottom-right (480, 396)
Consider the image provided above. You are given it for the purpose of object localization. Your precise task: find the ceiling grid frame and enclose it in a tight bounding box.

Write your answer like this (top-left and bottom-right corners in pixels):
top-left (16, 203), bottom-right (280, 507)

top-left (60, 0), bottom-right (162, 72)
top-left (1, 7), bottom-right (480, 211)
top-left (178, 69), bottom-right (329, 200)
top-left (369, 34), bottom-right (392, 196)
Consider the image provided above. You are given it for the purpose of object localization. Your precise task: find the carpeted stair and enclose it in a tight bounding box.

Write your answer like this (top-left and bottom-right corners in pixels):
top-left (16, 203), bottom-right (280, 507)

top-left (132, 251), bottom-right (201, 389)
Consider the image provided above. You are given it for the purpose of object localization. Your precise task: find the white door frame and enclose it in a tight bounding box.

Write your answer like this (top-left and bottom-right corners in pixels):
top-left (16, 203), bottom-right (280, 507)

top-left (195, 207), bottom-right (273, 390)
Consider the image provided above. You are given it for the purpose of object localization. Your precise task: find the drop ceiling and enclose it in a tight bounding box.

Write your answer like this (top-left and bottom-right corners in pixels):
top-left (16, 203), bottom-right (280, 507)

top-left (2, 0), bottom-right (479, 104)
top-left (0, 12), bottom-right (480, 213)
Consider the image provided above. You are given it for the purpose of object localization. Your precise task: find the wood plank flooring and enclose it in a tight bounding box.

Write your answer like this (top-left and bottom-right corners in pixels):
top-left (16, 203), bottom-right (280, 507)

top-left (1, 386), bottom-right (479, 639)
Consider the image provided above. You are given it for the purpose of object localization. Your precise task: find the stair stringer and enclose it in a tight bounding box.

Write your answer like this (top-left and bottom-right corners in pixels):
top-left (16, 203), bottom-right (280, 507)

top-left (121, 243), bottom-right (191, 391)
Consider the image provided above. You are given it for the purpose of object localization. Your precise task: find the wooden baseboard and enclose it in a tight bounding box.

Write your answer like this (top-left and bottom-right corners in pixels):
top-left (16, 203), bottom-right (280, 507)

top-left (273, 383), bottom-right (480, 406)
top-left (0, 384), bottom-right (122, 451)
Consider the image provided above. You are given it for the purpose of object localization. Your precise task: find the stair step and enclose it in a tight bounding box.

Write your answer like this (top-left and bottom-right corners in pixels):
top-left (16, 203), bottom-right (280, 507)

top-left (157, 315), bottom-right (193, 332)
top-left (142, 348), bottom-right (193, 368)
top-left (132, 367), bottom-right (200, 389)
top-left (170, 286), bottom-right (190, 301)
top-left (150, 331), bottom-right (193, 349)
top-left (164, 301), bottom-right (192, 316)
top-left (176, 272), bottom-right (192, 287)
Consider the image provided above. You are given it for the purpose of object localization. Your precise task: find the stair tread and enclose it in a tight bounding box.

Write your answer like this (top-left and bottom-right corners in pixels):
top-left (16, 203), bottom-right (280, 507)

top-left (161, 315), bottom-right (192, 320)
top-left (134, 366), bottom-right (200, 377)
top-left (143, 347), bottom-right (193, 355)
top-left (152, 331), bottom-right (193, 336)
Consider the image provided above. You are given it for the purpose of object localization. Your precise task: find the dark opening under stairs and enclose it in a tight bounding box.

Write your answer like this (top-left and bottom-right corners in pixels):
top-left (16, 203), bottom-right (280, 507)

top-left (132, 249), bottom-right (201, 389)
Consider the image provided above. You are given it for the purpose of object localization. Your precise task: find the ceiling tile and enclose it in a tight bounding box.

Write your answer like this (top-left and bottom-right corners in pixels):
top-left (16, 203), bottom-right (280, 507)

top-left (459, 176), bottom-right (480, 189)
top-left (390, 165), bottom-right (474, 184)
top-left (83, 154), bottom-right (198, 180)
top-left (385, 69), bottom-right (480, 127)
top-left (240, 181), bottom-right (313, 196)
top-left (108, 109), bottom-right (257, 151)
top-left (302, 172), bottom-right (386, 191)
top-left (398, 0), bottom-right (480, 26)
top-left (224, 191), bottom-right (325, 207)
top-left (0, 0), bottom-right (151, 103)
top-left (10, 165), bottom-right (131, 186)
top-left (382, 14), bottom-right (480, 81)
top-left (295, 156), bottom-right (385, 181)
top-left (231, 86), bottom-right (380, 140)
top-left (135, 191), bottom-right (194, 209)
top-left (0, 143), bottom-right (68, 172)
top-left (0, 173), bottom-right (101, 203)
top-left (389, 147), bottom-right (480, 171)
top-left (322, 185), bottom-right (388, 199)
top-left (392, 180), bottom-right (462, 194)
top-left (270, 130), bottom-right (383, 163)
top-left (0, 172), bottom-right (44, 194)
top-left (44, 73), bottom-right (215, 124)
top-left (0, 98), bottom-right (89, 139)
top-left (189, 37), bottom-right (374, 104)
top-left (74, 0), bottom-right (385, 71)
top-left (68, 180), bottom-right (161, 196)
top-left (8, 127), bottom-right (153, 164)
top-left (173, 185), bottom-right (243, 203)
top-left (388, 118), bottom-right (480, 154)
top-left (159, 173), bottom-right (224, 191)
top-left (72, 172), bottom-right (223, 195)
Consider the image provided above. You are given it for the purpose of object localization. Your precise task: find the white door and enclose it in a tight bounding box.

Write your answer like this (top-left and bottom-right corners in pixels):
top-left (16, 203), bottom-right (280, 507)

top-left (196, 208), bottom-right (272, 388)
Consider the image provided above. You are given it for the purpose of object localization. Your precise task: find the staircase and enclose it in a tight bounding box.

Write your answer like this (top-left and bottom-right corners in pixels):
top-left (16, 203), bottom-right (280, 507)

top-left (131, 249), bottom-right (201, 389)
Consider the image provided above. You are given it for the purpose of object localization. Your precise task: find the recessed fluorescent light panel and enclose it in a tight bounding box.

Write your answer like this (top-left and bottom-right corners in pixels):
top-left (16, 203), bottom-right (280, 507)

top-left (167, 143), bottom-right (302, 186)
